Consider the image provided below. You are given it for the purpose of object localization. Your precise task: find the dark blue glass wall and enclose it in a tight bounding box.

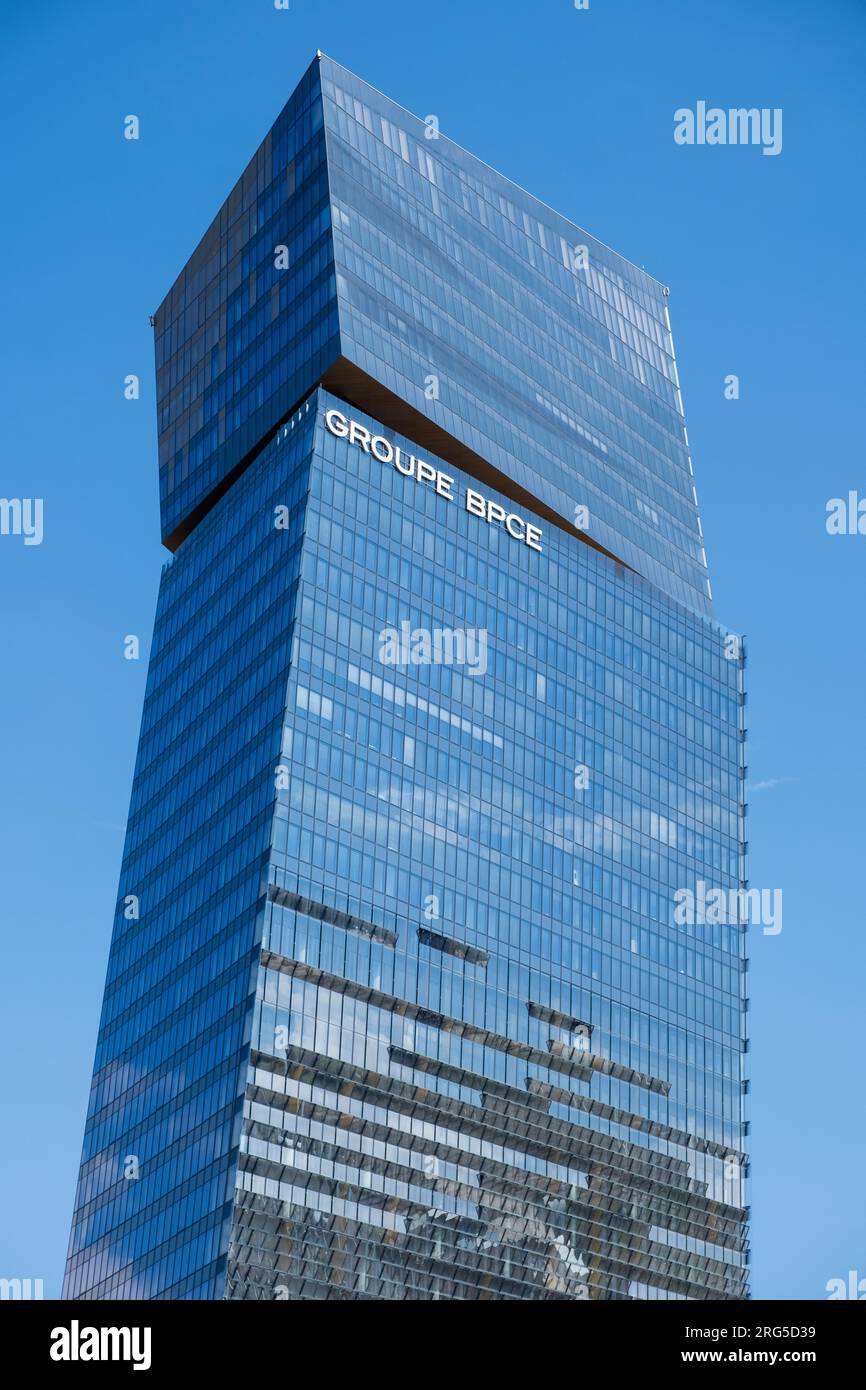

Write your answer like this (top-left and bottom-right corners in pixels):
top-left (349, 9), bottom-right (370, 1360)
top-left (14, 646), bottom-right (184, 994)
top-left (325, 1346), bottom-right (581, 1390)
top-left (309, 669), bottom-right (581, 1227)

top-left (63, 403), bottom-right (315, 1298)
top-left (155, 58), bottom-right (336, 550)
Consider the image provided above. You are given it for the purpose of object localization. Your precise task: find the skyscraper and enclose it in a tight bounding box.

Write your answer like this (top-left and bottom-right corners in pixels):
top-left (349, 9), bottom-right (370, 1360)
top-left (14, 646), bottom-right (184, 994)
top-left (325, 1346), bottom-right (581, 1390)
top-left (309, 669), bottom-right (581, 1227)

top-left (64, 52), bottom-right (749, 1301)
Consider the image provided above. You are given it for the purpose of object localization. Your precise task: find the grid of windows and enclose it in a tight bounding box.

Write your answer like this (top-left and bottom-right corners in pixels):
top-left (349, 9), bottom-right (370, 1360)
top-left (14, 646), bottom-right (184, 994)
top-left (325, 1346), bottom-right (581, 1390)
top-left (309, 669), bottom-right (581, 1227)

top-left (154, 59), bottom-right (337, 548)
top-left (224, 391), bottom-right (748, 1300)
top-left (66, 52), bottom-right (748, 1301)
top-left (63, 404), bottom-right (317, 1299)
top-left (153, 55), bottom-right (710, 613)
top-left (321, 59), bottom-right (711, 614)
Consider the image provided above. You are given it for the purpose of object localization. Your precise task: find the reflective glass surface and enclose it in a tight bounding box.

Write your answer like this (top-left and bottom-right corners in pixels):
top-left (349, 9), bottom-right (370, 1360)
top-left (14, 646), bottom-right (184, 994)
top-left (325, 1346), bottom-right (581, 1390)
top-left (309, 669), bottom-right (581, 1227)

top-left (155, 59), bottom-right (337, 549)
top-left (63, 404), bottom-right (316, 1298)
top-left (322, 59), bottom-right (711, 615)
top-left (155, 56), bottom-right (709, 615)
top-left (66, 53), bottom-right (748, 1301)
top-left (227, 391), bottom-right (748, 1300)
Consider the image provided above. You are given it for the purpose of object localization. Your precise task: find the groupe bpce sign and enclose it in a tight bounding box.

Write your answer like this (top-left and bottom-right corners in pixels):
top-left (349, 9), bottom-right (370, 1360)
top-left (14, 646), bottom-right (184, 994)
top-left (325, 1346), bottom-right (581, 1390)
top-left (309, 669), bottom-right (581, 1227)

top-left (324, 408), bottom-right (543, 553)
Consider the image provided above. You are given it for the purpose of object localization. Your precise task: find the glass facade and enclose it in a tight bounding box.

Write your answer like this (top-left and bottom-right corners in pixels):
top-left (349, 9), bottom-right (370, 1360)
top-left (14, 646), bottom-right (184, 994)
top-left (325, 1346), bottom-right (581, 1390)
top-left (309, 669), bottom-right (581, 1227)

top-left (322, 62), bottom-right (711, 616)
top-left (155, 58), bottom-right (337, 550)
top-left (65, 53), bottom-right (748, 1301)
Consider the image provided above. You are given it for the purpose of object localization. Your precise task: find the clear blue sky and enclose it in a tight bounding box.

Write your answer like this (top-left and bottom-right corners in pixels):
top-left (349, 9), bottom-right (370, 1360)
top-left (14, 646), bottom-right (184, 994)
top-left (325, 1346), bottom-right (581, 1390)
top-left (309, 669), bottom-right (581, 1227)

top-left (1, 0), bottom-right (863, 1301)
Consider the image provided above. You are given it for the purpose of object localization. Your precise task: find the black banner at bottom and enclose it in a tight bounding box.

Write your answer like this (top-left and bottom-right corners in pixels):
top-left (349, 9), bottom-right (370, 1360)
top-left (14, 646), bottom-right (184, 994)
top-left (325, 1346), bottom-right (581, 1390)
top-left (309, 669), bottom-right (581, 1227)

top-left (1, 1296), bottom-right (861, 1375)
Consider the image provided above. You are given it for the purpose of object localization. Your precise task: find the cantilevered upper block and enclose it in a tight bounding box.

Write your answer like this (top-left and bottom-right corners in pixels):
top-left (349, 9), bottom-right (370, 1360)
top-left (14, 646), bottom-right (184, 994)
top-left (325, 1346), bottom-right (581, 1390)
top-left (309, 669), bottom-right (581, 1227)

top-left (154, 53), bottom-right (711, 613)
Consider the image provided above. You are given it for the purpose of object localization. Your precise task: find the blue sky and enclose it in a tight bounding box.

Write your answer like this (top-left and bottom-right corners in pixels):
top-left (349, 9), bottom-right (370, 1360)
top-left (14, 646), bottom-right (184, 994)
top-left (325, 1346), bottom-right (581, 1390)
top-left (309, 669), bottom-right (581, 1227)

top-left (1, 0), bottom-right (863, 1300)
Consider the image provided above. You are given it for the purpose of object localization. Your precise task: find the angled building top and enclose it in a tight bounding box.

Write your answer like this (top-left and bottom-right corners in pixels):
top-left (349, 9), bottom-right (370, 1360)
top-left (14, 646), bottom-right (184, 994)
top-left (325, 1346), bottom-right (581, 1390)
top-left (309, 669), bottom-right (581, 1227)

top-left (154, 53), bottom-right (711, 615)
